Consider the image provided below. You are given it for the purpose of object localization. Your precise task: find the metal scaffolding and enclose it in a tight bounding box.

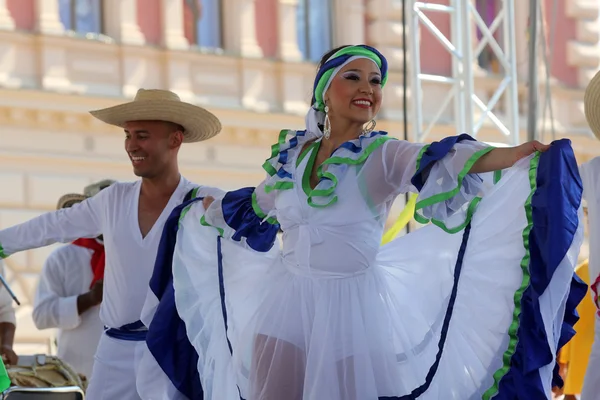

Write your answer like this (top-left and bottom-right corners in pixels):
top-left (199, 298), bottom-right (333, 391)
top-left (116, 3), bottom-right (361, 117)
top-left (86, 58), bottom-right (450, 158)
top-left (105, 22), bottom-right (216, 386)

top-left (407, 0), bottom-right (521, 145)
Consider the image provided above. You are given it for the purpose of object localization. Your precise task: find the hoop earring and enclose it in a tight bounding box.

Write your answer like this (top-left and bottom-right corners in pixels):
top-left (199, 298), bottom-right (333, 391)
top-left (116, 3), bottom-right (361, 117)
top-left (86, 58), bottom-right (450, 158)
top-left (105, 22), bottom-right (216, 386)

top-left (323, 105), bottom-right (331, 140)
top-left (363, 119), bottom-right (376, 135)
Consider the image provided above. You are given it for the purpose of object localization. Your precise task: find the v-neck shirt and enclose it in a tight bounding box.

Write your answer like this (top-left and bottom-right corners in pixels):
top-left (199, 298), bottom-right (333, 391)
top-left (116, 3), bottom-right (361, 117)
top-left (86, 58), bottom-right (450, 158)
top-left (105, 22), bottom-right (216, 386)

top-left (101, 178), bottom-right (193, 328)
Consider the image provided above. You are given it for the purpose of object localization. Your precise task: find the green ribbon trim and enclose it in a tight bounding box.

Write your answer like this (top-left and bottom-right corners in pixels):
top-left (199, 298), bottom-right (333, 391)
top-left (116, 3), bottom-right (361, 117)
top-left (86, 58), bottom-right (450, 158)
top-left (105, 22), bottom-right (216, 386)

top-left (494, 169), bottom-right (503, 184)
top-left (262, 129), bottom-right (291, 177)
top-left (301, 141), bottom-right (321, 197)
top-left (0, 243), bottom-right (6, 259)
top-left (200, 215), bottom-right (224, 237)
top-left (481, 152), bottom-right (539, 399)
top-left (178, 187), bottom-right (201, 226)
top-left (251, 191), bottom-right (278, 225)
top-left (264, 181), bottom-right (293, 194)
top-left (306, 136), bottom-right (393, 208)
top-left (413, 146), bottom-right (495, 233)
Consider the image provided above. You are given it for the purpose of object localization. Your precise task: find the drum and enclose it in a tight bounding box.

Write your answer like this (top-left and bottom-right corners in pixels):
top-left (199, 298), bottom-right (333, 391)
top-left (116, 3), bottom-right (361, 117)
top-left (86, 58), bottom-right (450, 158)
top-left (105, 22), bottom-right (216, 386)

top-left (5, 355), bottom-right (86, 392)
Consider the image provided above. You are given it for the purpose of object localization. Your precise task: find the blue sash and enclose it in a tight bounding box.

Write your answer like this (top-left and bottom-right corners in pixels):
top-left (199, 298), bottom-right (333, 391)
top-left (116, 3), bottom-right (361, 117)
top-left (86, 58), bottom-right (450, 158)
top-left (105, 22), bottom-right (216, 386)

top-left (104, 320), bottom-right (148, 341)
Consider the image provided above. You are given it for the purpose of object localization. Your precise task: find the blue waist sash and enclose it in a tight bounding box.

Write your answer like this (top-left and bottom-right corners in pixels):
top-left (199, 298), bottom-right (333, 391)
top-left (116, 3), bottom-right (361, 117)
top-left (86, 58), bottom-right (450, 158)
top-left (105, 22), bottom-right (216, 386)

top-left (104, 320), bottom-right (148, 342)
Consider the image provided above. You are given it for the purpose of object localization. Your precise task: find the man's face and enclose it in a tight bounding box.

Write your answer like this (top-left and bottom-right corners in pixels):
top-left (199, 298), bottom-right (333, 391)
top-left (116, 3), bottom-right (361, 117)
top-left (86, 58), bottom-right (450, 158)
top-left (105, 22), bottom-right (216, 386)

top-left (123, 120), bottom-right (183, 178)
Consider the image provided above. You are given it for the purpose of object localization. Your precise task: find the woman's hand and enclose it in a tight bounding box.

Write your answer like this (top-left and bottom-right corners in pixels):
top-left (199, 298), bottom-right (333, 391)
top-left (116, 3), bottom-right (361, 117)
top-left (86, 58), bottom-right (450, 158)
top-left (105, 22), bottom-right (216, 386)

top-left (203, 196), bottom-right (215, 210)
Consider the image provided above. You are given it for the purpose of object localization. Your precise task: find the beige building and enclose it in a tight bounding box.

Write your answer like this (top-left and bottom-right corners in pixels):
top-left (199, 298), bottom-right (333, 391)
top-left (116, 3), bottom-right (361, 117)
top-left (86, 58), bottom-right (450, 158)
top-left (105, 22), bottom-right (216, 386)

top-left (0, 0), bottom-right (597, 353)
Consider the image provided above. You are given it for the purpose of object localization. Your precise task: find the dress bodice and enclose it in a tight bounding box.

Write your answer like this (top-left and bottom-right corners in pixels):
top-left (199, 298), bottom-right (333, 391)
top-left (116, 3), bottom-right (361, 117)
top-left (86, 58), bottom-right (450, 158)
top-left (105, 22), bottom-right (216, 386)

top-left (275, 140), bottom-right (389, 277)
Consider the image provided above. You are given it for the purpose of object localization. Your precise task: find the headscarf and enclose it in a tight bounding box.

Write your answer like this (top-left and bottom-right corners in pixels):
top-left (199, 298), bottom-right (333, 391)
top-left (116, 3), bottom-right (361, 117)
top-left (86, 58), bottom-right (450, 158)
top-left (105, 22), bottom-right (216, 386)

top-left (305, 45), bottom-right (388, 138)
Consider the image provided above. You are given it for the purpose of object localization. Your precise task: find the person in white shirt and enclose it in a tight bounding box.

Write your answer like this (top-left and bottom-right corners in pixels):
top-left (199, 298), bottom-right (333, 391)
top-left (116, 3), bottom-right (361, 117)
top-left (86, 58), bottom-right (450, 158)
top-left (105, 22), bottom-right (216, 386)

top-left (32, 180), bottom-right (115, 378)
top-left (0, 260), bottom-right (17, 365)
top-left (578, 67), bottom-right (600, 400)
top-left (0, 88), bottom-right (223, 399)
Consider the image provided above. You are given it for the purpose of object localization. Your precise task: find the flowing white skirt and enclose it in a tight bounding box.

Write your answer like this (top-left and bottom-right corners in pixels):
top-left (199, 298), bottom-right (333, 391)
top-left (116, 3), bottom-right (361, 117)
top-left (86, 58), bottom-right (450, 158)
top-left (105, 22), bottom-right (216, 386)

top-left (172, 157), bottom-right (583, 400)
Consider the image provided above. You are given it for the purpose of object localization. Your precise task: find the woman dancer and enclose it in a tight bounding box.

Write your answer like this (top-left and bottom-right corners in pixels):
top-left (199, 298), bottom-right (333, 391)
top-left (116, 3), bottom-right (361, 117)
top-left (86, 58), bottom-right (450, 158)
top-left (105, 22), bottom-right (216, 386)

top-left (171, 45), bottom-right (585, 399)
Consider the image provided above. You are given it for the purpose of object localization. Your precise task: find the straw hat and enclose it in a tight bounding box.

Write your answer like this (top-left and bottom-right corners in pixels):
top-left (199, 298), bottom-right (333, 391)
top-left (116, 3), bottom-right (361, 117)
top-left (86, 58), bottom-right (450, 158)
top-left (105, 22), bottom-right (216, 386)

top-left (84, 179), bottom-right (116, 198)
top-left (57, 193), bottom-right (86, 210)
top-left (584, 70), bottom-right (600, 140)
top-left (89, 89), bottom-right (222, 143)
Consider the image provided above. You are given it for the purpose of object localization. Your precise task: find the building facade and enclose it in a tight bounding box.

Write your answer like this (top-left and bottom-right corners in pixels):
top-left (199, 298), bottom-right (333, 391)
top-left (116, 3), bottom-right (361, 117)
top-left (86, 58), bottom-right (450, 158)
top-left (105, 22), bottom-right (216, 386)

top-left (0, 0), bottom-right (597, 353)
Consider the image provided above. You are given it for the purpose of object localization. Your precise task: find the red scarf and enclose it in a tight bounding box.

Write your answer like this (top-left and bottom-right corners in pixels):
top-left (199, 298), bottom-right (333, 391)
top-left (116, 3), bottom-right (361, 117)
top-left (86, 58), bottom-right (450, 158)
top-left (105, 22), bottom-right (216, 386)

top-left (72, 238), bottom-right (105, 289)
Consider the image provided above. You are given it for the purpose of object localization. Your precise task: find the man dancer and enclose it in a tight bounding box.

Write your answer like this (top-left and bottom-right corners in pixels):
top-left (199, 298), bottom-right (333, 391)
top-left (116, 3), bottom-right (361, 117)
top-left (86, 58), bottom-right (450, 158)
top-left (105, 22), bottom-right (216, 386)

top-left (32, 180), bottom-right (114, 378)
top-left (0, 88), bottom-right (223, 399)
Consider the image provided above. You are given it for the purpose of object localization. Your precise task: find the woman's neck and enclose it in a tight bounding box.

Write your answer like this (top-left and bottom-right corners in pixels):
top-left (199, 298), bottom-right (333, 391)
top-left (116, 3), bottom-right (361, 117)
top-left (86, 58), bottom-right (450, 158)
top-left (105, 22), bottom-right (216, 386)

top-left (323, 120), bottom-right (362, 152)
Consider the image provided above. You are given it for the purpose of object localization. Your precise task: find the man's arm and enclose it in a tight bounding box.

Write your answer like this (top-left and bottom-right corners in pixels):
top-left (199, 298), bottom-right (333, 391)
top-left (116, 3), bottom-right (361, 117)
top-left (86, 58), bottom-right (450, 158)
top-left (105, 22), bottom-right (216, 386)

top-left (0, 187), bottom-right (109, 259)
top-left (0, 322), bottom-right (16, 365)
top-left (33, 249), bottom-right (101, 331)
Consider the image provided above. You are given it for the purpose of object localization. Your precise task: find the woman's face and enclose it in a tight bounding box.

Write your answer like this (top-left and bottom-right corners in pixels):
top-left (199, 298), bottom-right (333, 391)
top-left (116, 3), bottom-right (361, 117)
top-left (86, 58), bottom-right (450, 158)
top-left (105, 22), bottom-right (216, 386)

top-left (324, 58), bottom-right (383, 126)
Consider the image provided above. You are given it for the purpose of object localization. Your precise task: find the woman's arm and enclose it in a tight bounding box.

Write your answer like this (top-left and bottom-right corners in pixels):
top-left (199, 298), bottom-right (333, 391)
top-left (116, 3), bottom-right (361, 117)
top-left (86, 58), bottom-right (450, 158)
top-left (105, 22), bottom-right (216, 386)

top-left (470, 140), bottom-right (550, 174)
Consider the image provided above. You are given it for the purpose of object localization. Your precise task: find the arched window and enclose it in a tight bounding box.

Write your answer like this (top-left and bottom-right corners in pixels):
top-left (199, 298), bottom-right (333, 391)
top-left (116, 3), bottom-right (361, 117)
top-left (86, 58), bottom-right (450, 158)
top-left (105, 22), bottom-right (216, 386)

top-left (297, 0), bottom-right (333, 62)
top-left (183, 0), bottom-right (223, 49)
top-left (58, 0), bottom-right (103, 35)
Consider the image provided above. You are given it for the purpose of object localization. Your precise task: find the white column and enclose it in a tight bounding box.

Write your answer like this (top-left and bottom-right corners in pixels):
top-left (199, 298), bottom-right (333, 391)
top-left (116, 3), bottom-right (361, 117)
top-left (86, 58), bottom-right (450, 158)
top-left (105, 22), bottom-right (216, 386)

top-left (36, 0), bottom-right (64, 35)
top-left (278, 0), bottom-right (302, 61)
top-left (365, 0), bottom-right (403, 70)
top-left (239, 0), bottom-right (262, 57)
top-left (0, 0), bottom-right (15, 30)
top-left (333, 0), bottom-right (366, 45)
top-left (107, 0), bottom-right (145, 45)
top-left (161, 0), bottom-right (188, 50)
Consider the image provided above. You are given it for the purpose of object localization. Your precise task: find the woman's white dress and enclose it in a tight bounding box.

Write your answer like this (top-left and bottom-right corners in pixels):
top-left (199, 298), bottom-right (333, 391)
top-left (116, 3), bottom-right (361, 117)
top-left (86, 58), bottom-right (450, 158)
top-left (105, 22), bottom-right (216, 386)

top-left (171, 129), bottom-right (585, 400)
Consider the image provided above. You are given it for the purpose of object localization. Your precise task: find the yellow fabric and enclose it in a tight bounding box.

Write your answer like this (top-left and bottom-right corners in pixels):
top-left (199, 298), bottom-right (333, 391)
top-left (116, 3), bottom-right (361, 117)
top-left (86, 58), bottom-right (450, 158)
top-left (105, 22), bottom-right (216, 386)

top-left (559, 260), bottom-right (595, 395)
top-left (381, 193), bottom-right (417, 245)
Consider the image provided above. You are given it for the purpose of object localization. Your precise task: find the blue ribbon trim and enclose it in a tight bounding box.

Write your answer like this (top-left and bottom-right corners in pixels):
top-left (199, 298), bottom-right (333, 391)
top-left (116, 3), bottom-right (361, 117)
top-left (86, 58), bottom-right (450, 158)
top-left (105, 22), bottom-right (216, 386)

top-left (146, 190), bottom-right (205, 399)
top-left (378, 223), bottom-right (472, 399)
top-left (410, 133), bottom-right (477, 191)
top-left (494, 139), bottom-right (585, 399)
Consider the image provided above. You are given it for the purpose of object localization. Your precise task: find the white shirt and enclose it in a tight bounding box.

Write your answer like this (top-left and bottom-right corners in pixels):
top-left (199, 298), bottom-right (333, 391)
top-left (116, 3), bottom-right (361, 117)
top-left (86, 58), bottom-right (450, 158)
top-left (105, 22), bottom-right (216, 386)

top-left (0, 260), bottom-right (16, 325)
top-left (0, 176), bottom-right (218, 329)
top-left (581, 158), bottom-right (600, 307)
top-left (32, 242), bottom-right (103, 377)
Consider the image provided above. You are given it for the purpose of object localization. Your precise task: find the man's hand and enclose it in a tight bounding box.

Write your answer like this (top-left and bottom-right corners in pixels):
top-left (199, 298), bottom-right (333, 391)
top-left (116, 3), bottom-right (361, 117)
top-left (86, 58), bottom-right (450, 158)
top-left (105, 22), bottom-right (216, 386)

top-left (77, 280), bottom-right (103, 315)
top-left (203, 196), bottom-right (215, 210)
top-left (88, 280), bottom-right (103, 306)
top-left (0, 344), bottom-right (17, 365)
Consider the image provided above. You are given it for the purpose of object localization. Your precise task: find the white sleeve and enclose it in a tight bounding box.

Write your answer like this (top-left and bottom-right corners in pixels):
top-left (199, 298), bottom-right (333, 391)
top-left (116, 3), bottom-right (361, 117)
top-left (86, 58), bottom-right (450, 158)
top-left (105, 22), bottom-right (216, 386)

top-left (365, 137), bottom-right (493, 232)
top-left (0, 185), bottom-right (109, 259)
top-left (0, 261), bottom-right (15, 325)
top-left (32, 249), bottom-right (81, 330)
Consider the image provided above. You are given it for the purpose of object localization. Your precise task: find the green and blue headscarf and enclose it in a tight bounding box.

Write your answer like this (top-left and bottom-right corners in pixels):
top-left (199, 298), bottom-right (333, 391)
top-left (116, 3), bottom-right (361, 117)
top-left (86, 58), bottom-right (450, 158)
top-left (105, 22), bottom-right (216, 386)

top-left (311, 45), bottom-right (389, 112)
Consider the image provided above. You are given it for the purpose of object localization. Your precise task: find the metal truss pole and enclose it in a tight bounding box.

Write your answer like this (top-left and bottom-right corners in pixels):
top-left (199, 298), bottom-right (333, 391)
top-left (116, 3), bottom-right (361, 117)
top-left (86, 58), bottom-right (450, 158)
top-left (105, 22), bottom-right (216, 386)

top-left (526, 0), bottom-right (539, 142)
top-left (407, 0), bottom-right (521, 145)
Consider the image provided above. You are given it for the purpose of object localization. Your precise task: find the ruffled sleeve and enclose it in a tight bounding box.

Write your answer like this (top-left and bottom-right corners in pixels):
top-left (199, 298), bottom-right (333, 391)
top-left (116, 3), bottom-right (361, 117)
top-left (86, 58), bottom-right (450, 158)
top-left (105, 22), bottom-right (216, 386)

top-left (202, 183), bottom-right (279, 253)
top-left (376, 134), bottom-right (495, 233)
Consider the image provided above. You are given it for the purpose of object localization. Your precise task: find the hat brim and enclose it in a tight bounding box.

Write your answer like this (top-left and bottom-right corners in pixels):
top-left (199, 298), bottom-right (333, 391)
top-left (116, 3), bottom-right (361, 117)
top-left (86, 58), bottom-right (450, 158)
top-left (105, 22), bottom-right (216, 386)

top-left (584, 71), bottom-right (600, 141)
top-left (57, 194), bottom-right (87, 210)
top-left (89, 100), bottom-right (222, 143)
